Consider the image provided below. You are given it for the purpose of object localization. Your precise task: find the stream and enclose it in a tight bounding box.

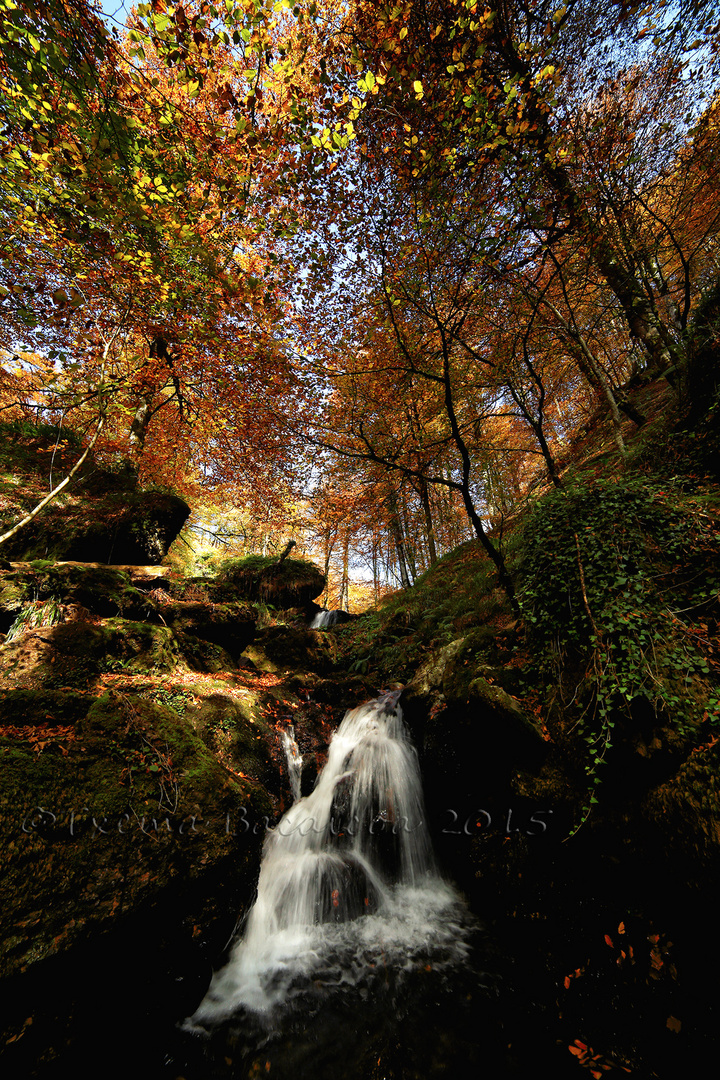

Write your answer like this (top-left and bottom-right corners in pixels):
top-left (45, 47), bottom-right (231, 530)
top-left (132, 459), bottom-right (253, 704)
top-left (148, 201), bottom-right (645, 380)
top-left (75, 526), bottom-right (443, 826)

top-left (169, 689), bottom-right (509, 1079)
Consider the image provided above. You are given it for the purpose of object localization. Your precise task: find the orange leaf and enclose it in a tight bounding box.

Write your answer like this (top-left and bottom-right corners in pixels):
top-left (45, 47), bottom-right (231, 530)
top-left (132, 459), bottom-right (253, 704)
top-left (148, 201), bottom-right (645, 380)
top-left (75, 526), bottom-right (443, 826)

top-left (666, 1016), bottom-right (681, 1033)
top-left (604, 934), bottom-right (614, 947)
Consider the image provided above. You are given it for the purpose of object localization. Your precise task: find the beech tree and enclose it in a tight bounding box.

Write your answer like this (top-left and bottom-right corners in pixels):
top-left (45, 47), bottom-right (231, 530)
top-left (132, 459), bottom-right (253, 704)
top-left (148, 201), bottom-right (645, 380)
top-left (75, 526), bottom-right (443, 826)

top-left (341, 0), bottom-right (719, 381)
top-left (0, 0), bottom-right (326, 529)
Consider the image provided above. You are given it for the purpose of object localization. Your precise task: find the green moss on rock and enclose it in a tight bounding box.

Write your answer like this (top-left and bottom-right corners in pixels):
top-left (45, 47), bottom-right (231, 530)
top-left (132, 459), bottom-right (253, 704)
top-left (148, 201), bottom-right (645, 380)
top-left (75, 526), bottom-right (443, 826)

top-left (214, 555), bottom-right (325, 608)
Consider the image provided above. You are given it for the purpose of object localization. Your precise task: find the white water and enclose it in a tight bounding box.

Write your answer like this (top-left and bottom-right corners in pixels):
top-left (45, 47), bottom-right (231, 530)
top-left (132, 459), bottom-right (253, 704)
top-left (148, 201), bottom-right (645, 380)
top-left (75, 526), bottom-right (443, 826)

top-left (310, 609), bottom-right (341, 629)
top-left (280, 725), bottom-right (303, 804)
top-left (187, 689), bottom-right (470, 1025)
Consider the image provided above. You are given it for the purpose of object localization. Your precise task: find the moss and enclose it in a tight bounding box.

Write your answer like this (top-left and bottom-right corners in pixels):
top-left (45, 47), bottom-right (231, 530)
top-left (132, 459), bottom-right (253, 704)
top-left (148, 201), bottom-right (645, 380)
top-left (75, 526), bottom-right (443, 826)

top-left (645, 741), bottom-right (720, 861)
top-left (99, 619), bottom-right (184, 674)
top-left (192, 693), bottom-right (279, 797)
top-left (214, 555), bottom-right (325, 607)
top-left (0, 688), bottom-right (91, 726)
top-left (0, 683), bottom-right (267, 975)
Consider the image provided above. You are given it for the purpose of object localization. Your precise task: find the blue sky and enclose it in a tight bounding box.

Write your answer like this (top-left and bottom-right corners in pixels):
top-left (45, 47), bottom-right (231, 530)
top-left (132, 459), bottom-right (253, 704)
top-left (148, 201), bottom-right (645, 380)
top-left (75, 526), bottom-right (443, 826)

top-left (98, 0), bottom-right (132, 28)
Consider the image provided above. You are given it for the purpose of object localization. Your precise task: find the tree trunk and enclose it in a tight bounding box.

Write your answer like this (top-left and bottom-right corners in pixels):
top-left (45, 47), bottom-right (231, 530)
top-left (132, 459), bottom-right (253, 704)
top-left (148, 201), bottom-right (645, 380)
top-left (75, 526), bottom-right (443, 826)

top-left (386, 484), bottom-right (412, 589)
top-left (419, 475), bottom-right (438, 565)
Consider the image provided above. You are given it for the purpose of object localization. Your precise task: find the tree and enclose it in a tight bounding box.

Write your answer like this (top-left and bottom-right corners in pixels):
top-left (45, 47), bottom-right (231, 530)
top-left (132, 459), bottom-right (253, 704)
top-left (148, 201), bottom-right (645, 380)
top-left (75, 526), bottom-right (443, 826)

top-left (343, 0), bottom-right (719, 382)
top-left (0, 0), bottom-right (327, 540)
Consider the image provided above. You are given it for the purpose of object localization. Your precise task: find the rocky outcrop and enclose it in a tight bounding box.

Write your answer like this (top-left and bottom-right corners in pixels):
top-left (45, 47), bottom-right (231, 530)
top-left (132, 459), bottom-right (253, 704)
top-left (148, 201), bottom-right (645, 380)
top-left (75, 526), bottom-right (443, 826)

top-left (214, 555), bottom-right (325, 609)
top-left (1, 490), bottom-right (190, 565)
top-left (402, 630), bottom-right (548, 815)
top-left (0, 551), bottom-right (345, 995)
top-left (0, 688), bottom-right (269, 978)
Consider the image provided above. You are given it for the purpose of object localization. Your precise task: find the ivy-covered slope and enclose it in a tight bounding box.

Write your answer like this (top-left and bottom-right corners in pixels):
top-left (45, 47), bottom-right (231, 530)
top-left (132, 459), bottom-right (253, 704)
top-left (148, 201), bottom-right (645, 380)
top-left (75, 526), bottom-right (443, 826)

top-left (335, 379), bottom-right (720, 871)
top-left (330, 383), bottom-right (720, 1078)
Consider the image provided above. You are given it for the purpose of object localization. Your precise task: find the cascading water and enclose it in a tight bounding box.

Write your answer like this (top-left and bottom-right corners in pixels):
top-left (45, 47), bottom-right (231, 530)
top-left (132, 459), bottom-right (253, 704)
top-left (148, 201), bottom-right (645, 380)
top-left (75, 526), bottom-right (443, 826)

top-left (280, 724), bottom-right (303, 805)
top-left (182, 689), bottom-right (496, 1077)
top-left (309, 609), bottom-right (341, 629)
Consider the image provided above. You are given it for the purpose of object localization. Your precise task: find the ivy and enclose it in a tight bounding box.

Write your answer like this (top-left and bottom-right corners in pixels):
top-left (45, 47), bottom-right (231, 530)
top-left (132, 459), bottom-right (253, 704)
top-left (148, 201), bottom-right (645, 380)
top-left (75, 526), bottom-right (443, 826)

top-left (518, 477), bottom-right (720, 834)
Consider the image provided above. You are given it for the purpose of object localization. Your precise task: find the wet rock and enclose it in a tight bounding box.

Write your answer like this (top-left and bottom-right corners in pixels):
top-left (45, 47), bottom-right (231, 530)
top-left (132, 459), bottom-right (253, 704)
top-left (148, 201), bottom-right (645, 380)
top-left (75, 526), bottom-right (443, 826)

top-left (402, 633), bottom-right (547, 813)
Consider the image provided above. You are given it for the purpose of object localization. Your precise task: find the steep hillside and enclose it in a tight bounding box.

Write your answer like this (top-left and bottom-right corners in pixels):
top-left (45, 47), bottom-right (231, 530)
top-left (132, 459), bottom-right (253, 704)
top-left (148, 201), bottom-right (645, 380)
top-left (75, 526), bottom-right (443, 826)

top-left (328, 379), bottom-right (720, 1077)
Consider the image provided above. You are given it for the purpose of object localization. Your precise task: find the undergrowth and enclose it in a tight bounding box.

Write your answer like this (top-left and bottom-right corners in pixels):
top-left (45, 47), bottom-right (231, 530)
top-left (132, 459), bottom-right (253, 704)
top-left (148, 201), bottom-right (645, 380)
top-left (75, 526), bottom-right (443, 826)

top-left (518, 476), bottom-right (720, 832)
top-left (6, 598), bottom-right (65, 642)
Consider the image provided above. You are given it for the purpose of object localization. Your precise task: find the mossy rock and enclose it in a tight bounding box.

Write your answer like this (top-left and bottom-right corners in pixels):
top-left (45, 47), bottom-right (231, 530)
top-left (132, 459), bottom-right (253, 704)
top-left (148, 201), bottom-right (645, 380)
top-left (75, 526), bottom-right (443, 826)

top-left (174, 631), bottom-right (237, 673)
top-left (0, 579), bottom-right (26, 631)
top-left (0, 563), bottom-right (159, 622)
top-left (241, 625), bottom-right (335, 674)
top-left (0, 480), bottom-right (189, 565)
top-left (0, 690), bottom-right (270, 977)
top-left (0, 619), bottom-right (185, 691)
top-left (0, 688), bottom-right (91, 727)
top-left (165, 600), bottom-right (256, 661)
top-left (192, 692), bottom-right (280, 795)
top-left (214, 555), bottom-right (325, 608)
top-left (644, 741), bottom-right (720, 865)
top-left (402, 634), bottom-right (547, 816)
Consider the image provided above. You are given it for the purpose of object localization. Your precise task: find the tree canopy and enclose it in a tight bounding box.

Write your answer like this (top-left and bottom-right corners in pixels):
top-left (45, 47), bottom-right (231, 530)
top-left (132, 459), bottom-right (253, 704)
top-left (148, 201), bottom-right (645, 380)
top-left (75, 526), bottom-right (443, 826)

top-left (1, 0), bottom-right (719, 597)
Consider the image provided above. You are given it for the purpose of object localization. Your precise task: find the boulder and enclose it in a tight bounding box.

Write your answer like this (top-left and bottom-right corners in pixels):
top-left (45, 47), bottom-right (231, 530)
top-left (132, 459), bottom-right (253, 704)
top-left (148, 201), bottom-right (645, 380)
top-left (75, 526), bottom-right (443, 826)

top-left (0, 491), bottom-right (190, 565)
top-left (402, 632), bottom-right (548, 814)
top-left (165, 600), bottom-right (256, 663)
top-left (214, 555), bottom-right (325, 609)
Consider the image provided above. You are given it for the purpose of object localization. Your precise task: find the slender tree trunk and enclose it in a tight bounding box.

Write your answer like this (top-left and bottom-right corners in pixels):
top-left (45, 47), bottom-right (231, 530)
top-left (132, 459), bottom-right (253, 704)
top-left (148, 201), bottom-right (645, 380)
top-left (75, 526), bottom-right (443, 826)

top-left (399, 490), bottom-right (417, 581)
top-left (439, 342), bottom-right (518, 608)
top-left (322, 528), bottom-right (336, 608)
top-left (419, 475), bottom-right (438, 565)
top-left (341, 530), bottom-right (350, 611)
top-left (386, 484), bottom-right (412, 589)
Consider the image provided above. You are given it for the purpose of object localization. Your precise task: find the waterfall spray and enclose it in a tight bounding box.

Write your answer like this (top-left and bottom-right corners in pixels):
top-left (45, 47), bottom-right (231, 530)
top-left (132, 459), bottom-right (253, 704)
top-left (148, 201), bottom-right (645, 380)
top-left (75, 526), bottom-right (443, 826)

top-left (187, 688), bottom-right (470, 1024)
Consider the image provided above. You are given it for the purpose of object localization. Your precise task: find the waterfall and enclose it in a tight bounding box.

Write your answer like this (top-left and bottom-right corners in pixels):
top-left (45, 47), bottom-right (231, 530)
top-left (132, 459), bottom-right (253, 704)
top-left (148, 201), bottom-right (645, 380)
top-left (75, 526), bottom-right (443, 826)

top-left (280, 724), bottom-right (303, 804)
top-left (310, 608), bottom-right (341, 629)
top-left (186, 688), bottom-right (472, 1026)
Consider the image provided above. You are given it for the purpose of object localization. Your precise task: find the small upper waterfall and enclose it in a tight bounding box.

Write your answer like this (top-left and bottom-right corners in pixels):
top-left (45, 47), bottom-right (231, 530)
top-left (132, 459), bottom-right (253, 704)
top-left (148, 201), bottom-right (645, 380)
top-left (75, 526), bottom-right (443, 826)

top-left (187, 688), bottom-right (471, 1024)
top-left (310, 608), bottom-right (342, 629)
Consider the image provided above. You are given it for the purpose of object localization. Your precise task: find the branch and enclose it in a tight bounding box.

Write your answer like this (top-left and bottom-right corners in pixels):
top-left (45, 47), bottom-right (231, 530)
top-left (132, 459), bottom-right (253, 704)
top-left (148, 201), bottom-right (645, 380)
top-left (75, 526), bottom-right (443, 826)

top-left (0, 326), bottom-right (120, 550)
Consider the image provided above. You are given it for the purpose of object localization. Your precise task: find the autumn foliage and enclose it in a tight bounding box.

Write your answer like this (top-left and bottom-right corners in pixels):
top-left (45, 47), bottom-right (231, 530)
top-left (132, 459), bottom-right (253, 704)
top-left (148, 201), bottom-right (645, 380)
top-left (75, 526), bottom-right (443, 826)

top-left (1, 0), bottom-right (719, 597)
